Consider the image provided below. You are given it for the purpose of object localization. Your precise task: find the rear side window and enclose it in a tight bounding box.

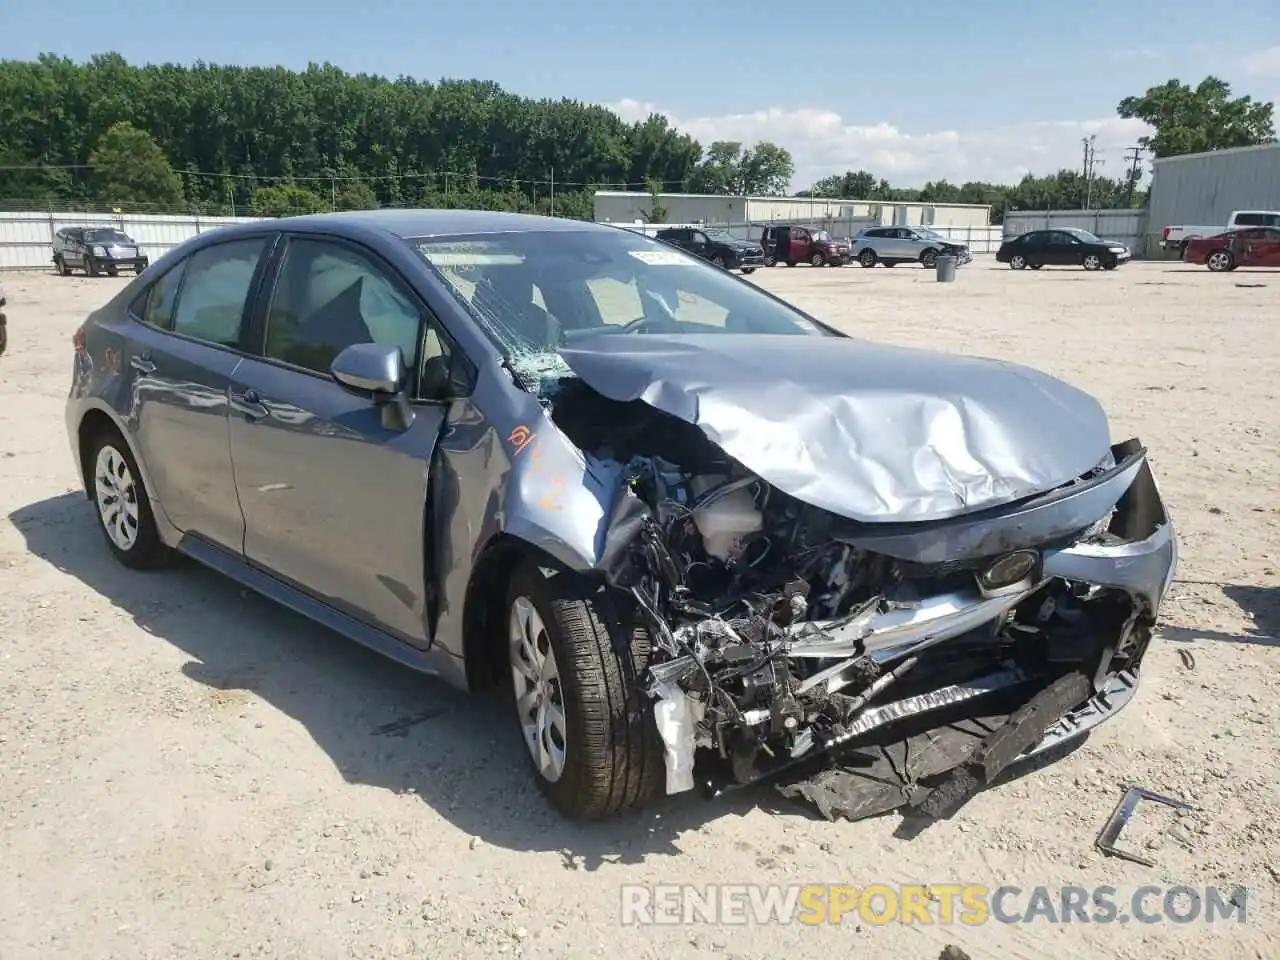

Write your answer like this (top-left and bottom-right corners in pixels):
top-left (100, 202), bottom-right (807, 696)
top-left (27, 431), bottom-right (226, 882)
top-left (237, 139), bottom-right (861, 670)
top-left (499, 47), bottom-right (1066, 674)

top-left (135, 261), bottom-right (188, 330)
top-left (171, 238), bottom-right (268, 348)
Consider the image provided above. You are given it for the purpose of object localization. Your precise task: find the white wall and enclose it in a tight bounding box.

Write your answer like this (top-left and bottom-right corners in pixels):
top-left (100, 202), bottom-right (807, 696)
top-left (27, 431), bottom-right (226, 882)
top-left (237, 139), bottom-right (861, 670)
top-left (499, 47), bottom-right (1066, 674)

top-left (0, 210), bottom-right (266, 271)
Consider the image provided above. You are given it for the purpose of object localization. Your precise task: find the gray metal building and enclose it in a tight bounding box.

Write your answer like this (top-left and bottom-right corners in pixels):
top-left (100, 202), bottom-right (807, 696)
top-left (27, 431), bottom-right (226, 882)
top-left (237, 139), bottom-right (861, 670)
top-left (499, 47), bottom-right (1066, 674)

top-left (1146, 142), bottom-right (1280, 236)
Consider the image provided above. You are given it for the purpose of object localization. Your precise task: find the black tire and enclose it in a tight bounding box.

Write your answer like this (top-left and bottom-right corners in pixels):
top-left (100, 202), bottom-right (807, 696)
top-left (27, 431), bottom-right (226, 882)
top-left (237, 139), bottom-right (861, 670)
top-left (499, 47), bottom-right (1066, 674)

top-left (810, 252), bottom-right (824, 267)
top-left (883, 262), bottom-right (896, 268)
top-left (1009, 254), bottom-right (1027, 270)
top-left (85, 426), bottom-right (173, 570)
top-left (1082, 253), bottom-right (1103, 271)
top-left (741, 267), bottom-right (756, 275)
top-left (712, 255), bottom-right (727, 269)
top-left (786, 261), bottom-right (796, 267)
top-left (84, 256), bottom-right (98, 277)
top-left (0, 314), bottom-right (7, 358)
top-left (920, 248), bottom-right (939, 268)
top-left (1029, 264), bottom-right (1042, 270)
top-left (505, 560), bottom-right (663, 820)
top-left (858, 249), bottom-right (877, 268)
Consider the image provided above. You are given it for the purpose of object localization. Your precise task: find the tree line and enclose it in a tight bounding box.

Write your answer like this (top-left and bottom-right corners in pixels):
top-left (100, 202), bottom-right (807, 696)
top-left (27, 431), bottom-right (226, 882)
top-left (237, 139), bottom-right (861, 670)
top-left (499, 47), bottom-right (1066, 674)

top-left (0, 53), bottom-right (1272, 222)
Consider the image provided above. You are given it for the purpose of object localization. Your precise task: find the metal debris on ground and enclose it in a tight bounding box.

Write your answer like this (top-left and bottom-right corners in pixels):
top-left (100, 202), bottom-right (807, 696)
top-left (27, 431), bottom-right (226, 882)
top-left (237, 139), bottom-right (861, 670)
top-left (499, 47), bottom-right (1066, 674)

top-left (1177, 648), bottom-right (1196, 670)
top-left (1095, 785), bottom-right (1195, 867)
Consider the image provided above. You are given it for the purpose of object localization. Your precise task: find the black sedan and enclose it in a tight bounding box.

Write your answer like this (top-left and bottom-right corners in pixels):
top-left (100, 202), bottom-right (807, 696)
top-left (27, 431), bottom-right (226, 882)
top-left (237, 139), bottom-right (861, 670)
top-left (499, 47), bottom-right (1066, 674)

top-left (996, 228), bottom-right (1132, 271)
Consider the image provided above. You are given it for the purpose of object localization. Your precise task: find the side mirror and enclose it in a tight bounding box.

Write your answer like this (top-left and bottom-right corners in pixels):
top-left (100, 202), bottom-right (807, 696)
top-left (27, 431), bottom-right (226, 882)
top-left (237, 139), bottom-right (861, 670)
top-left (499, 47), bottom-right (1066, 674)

top-left (330, 342), bottom-right (415, 430)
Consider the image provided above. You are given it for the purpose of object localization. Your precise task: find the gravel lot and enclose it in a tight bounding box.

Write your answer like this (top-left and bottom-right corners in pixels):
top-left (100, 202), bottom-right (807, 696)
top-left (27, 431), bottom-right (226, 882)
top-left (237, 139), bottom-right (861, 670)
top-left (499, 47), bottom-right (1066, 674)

top-left (1, 258), bottom-right (1277, 960)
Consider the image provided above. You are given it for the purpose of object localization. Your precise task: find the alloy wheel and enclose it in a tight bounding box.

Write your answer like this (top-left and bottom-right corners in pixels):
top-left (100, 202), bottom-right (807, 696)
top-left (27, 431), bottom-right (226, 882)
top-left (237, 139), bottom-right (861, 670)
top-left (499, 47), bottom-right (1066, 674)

top-left (509, 596), bottom-right (568, 783)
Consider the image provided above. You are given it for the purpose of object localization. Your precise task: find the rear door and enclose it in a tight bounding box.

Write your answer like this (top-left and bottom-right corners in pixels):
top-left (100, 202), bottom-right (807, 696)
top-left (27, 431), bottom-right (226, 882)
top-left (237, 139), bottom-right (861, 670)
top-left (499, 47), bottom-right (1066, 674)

top-left (124, 234), bottom-right (274, 549)
top-left (226, 233), bottom-right (454, 647)
top-left (789, 227), bottom-right (810, 261)
top-left (1235, 228), bottom-right (1280, 266)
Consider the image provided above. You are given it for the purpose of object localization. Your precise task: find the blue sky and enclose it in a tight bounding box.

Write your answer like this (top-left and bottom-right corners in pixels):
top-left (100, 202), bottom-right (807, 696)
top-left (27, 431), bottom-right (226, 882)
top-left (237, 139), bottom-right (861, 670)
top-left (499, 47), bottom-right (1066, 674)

top-left (2, 0), bottom-right (1277, 188)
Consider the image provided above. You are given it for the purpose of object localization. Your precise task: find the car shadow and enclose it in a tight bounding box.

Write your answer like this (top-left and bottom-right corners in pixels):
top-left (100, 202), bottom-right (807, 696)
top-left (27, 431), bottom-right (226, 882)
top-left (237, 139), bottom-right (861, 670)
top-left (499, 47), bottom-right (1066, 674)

top-left (10, 491), bottom-right (781, 869)
top-left (10, 491), bottom-right (1094, 857)
top-left (1160, 584), bottom-right (1280, 648)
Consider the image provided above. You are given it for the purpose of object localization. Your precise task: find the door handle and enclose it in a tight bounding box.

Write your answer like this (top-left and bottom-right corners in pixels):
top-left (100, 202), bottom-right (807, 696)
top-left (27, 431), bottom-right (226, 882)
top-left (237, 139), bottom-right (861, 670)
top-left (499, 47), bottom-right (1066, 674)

top-left (130, 352), bottom-right (156, 374)
top-left (230, 388), bottom-right (270, 421)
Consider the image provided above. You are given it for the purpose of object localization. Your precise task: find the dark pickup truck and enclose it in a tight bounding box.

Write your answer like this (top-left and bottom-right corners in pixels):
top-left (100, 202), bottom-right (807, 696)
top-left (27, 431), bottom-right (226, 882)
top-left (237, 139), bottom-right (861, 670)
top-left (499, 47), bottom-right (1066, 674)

top-left (655, 227), bottom-right (765, 273)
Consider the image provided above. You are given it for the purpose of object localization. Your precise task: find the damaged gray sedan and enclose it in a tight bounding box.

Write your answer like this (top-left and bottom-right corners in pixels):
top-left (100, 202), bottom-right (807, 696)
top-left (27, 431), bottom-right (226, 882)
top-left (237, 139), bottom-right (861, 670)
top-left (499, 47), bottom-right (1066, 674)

top-left (65, 210), bottom-right (1176, 822)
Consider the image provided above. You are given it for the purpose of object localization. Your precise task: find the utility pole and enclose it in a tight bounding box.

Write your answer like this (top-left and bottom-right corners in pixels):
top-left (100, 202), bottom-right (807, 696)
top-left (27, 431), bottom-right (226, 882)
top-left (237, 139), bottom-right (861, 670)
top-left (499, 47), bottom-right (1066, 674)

top-left (549, 167), bottom-right (555, 218)
top-left (1082, 135), bottom-right (1097, 210)
top-left (1123, 145), bottom-right (1145, 208)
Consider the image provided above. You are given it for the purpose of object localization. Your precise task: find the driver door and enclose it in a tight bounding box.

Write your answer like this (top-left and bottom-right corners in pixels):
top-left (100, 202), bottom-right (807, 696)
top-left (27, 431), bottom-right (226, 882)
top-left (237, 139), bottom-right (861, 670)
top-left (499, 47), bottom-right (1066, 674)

top-left (226, 233), bottom-right (455, 648)
top-left (688, 230), bottom-right (711, 262)
top-left (1046, 231), bottom-right (1079, 266)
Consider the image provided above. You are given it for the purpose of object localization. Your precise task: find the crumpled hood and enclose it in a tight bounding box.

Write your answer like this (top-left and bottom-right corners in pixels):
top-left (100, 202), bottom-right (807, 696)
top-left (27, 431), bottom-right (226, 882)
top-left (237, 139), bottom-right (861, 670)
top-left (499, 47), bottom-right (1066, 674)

top-left (556, 333), bottom-right (1112, 523)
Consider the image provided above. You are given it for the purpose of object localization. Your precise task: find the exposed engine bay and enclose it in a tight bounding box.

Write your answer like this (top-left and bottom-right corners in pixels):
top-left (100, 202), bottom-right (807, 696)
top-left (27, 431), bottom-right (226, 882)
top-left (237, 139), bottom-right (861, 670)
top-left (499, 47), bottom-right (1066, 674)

top-left (549, 379), bottom-right (1174, 821)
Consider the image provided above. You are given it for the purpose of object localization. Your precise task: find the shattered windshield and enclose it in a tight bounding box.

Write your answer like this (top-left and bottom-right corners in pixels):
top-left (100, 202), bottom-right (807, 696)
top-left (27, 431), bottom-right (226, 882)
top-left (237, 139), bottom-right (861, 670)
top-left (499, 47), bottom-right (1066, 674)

top-left (413, 228), bottom-right (829, 382)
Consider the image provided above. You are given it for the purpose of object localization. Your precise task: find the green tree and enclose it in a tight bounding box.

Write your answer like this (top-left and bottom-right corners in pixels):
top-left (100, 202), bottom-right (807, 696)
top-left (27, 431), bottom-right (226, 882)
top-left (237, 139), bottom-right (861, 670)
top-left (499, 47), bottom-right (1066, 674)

top-left (250, 183), bottom-right (328, 217)
top-left (88, 120), bottom-right (183, 207)
top-left (335, 179), bottom-right (378, 211)
top-left (643, 177), bottom-right (667, 223)
top-left (687, 140), bottom-right (794, 195)
top-left (1117, 77), bottom-right (1276, 158)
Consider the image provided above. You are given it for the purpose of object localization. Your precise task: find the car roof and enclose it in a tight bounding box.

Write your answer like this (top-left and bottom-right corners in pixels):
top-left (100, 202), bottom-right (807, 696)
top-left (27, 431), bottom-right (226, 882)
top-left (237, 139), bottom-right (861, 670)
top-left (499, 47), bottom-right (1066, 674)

top-left (230, 208), bottom-right (615, 240)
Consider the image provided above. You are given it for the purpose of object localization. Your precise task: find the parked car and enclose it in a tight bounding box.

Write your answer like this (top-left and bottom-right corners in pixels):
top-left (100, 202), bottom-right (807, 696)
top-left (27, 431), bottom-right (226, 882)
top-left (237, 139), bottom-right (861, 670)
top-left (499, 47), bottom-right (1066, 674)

top-left (759, 225), bottom-right (850, 267)
top-left (53, 226), bottom-right (150, 277)
top-left (849, 226), bottom-right (972, 269)
top-left (654, 227), bottom-right (764, 273)
top-left (0, 286), bottom-right (6, 358)
top-left (66, 210), bottom-right (1175, 822)
top-left (1160, 209), bottom-right (1280, 255)
top-left (996, 229), bottom-right (1131, 271)
top-left (1182, 226), bottom-right (1280, 271)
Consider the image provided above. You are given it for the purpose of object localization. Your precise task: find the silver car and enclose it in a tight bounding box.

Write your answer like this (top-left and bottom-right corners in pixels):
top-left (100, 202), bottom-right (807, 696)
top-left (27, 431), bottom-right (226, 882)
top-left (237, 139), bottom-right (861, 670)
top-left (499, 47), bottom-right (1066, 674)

top-left (850, 226), bottom-right (973, 268)
top-left (66, 210), bottom-right (1175, 822)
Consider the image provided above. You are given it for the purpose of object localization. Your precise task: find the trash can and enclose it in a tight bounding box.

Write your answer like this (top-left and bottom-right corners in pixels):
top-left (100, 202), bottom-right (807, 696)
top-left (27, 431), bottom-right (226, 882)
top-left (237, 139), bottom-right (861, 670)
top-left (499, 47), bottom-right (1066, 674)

top-left (935, 255), bottom-right (957, 283)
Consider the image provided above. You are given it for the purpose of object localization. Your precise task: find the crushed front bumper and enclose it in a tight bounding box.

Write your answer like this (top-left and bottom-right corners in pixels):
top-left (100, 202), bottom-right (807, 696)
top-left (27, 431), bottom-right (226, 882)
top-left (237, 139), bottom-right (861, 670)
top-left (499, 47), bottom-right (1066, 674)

top-left (656, 439), bottom-right (1177, 817)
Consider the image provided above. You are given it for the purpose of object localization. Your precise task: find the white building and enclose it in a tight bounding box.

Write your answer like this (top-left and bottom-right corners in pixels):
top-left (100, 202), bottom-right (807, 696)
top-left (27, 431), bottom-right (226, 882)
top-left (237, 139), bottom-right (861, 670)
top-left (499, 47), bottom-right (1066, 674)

top-left (593, 191), bottom-right (992, 233)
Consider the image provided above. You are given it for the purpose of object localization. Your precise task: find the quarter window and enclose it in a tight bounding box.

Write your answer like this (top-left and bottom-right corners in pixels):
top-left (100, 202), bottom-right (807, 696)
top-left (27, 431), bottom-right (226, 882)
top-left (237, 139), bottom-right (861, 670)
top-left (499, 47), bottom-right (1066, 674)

top-left (171, 238), bottom-right (268, 348)
top-left (263, 237), bottom-right (423, 377)
top-left (135, 261), bottom-right (188, 330)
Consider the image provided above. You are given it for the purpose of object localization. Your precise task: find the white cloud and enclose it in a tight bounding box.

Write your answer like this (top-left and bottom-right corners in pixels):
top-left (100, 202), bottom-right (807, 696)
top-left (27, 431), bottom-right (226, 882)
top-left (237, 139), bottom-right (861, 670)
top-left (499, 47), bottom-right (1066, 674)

top-left (1110, 46), bottom-right (1166, 62)
top-left (607, 98), bottom-right (1153, 191)
top-left (1243, 45), bottom-right (1280, 78)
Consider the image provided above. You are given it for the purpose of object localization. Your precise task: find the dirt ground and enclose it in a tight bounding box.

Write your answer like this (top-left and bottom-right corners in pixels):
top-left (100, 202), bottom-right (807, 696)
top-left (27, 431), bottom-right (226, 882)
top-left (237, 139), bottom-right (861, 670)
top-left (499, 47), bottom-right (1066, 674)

top-left (1, 258), bottom-right (1277, 960)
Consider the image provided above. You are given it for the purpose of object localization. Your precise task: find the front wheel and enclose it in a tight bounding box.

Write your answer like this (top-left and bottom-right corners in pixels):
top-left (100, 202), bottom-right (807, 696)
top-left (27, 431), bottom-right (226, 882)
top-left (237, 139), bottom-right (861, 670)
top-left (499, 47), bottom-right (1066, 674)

top-left (1083, 254), bottom-right (1102, 271)
top-left (810, 252), bottom-right (824, 267)
top-left (1206, 250), bottom-right (1233, 272)
top-left (920, 249), bottom-right (938, 269)
top-left (84, 256), bottom-right (98, 277)
top-left (87, 429), bottom-right (173, 569)
top-left (506, 561), bottom-right (663, 820)
top-left (712, 255), bottom-right (727, 269)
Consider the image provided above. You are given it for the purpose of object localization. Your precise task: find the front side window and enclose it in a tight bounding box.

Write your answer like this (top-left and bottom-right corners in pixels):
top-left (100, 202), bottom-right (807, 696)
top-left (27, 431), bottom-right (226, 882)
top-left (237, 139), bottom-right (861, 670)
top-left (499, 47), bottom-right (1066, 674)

top-left (263, 237), bottom-right (423, 377)
top-left (413, 228), bottom-right (830, 375)
top-left (171, 237), bottom-right (268, 348)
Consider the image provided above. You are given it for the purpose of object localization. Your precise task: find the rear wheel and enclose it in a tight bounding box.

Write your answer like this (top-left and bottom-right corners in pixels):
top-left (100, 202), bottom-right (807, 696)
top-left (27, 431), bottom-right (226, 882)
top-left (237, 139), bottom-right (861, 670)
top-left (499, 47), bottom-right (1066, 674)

top-left (1029, 264), bottom-right (1042, 270)
top-left (86, 428), bottom-right (173, 569)
top-left (1206, 250), bottom-right (1233, 272)
top-left (741, 267), bottom-right (756, 275)
top-left (858, 249), bottom-right (878, 268)
top-left (506, 561), bottom-right (663, 820)
top-left (786, 261), bottom-right (796, 267)
top-left (1009, 254), bottom-right (1027, 270)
